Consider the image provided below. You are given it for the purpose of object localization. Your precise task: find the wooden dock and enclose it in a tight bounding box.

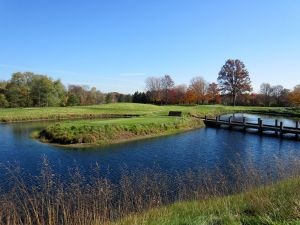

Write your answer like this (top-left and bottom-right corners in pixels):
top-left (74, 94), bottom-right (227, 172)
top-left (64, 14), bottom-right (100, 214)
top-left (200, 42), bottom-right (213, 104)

top-left (203, 116), bottom-right (300, 139)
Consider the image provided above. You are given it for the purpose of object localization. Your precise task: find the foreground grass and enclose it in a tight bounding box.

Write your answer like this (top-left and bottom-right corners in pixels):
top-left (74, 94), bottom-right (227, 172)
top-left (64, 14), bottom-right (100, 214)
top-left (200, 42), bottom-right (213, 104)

top-left (1, 155), bottom-right (300, 225)
top-left (114, 177), bottom-right (300, 225)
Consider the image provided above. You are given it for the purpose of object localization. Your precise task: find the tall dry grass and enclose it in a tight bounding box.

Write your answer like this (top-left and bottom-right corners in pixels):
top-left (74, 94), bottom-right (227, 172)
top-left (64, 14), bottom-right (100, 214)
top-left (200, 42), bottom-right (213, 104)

top-left (0, 154), bottom-right (300, 225)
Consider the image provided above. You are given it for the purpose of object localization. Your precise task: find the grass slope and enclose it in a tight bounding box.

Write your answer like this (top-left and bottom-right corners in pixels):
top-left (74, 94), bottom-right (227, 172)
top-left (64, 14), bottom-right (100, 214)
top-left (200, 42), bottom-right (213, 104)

top-left (114, 177), bottom-right (300, 225)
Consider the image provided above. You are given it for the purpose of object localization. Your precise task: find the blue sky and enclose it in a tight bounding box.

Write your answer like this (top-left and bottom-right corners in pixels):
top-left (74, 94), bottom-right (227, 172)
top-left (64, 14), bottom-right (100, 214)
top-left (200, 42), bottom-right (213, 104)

top-left (0, 0), bottom-right (299, 93)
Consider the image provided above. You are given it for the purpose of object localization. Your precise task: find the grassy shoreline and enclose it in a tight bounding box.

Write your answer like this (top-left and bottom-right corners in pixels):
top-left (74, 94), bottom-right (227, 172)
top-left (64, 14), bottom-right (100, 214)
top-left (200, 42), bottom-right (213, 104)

top-left (113, 177), bottom-right (300, 225)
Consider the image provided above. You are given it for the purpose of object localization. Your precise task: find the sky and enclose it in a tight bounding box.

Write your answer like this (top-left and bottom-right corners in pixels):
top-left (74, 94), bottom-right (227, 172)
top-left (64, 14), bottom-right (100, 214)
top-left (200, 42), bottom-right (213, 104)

top-left (0, 0), bottom-right (300, 93)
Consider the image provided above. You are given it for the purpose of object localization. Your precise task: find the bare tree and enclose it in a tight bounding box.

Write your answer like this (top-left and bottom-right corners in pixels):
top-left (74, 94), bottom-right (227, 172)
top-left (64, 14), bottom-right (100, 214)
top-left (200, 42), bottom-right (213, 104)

top-left (271, 85), bottom-right (284, 106)
top-left (161, 75), bottom-right (174, 104)
top-left (145, 77), bottom-right (162, 103)
top-left (218, 59), bottom-right (252, 106)
top-left (260, 83), bottom-right (273, 106)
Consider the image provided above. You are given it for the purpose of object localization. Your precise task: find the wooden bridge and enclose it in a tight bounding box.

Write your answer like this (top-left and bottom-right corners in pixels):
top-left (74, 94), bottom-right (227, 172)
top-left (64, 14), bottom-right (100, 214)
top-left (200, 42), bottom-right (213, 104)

top-left (203, 115), bottom-right (300, 139)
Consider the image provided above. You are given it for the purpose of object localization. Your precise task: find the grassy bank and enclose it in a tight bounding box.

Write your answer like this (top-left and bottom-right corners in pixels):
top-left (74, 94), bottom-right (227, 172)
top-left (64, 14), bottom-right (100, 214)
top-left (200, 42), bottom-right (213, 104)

top-left (114, 177), bottom-right (300, 225)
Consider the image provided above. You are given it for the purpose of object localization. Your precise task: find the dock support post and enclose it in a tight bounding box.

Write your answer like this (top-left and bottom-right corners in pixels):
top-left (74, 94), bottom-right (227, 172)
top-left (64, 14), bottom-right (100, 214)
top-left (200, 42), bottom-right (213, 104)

top-left (280, 122), bottom-right (283, 138)
top-left (243, 117), bottom-right (246, 131)
top-left (228, 116), bottom-right (232, 129)
top-left (258, 118), bottom-right (263, 134)
top-left (296, 121), bottom-right (299, 139)
top-left (215, 116), bottom-right (220, 128)
top-left (275, 120), bottom-right (278, 136)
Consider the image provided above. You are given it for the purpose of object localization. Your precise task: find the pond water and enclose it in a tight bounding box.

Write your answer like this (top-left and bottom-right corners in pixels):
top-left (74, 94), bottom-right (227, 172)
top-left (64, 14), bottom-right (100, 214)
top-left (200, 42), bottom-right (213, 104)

top-left (0, 113), bottom-right (300, 187)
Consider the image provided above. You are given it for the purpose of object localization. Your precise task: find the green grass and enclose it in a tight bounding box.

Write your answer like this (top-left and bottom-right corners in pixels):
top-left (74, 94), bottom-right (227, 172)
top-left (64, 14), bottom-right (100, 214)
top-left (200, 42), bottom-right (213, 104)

top-left (0, 103), bottom-right (161, 122)
top-left (39, 115), bottom-right (204, 146)
top-left (0, 102), bottom-right (292, 122)
top-left (113, 177), bottom-right (300, 225)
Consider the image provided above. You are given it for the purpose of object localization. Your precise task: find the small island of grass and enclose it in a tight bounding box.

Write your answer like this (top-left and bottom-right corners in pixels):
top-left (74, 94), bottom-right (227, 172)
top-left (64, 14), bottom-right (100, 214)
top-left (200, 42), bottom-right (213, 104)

top-left (32, 103), bottom-right (300, 147)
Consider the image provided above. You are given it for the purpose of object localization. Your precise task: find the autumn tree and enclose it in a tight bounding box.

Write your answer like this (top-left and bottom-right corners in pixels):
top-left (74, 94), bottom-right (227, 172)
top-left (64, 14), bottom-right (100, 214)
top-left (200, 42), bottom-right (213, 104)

top-left (218, 59), bottom-right (252, 106)
top-left (189, 76), bottom-right (208, 104)
top-left (206, 82), bottom-right (220, 104)
top-left (289, 85), bottom-right (300, 106)
top-left (184, 88), bottom-right (197, 104)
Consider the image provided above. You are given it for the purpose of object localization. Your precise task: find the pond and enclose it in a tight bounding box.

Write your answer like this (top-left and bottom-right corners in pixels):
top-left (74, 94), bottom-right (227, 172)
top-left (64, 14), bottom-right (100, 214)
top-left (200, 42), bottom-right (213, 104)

top-left (0, 113), bottom-right (300, 187)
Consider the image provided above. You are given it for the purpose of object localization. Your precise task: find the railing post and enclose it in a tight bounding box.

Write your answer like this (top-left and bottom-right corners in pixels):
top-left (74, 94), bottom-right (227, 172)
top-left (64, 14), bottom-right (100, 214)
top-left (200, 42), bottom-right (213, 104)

top-left (280, 121), bottom-right (283, 138)
top-left (204, 115), bottom-right (207, 121)
top-left (243, 117), bottom-right (246, 131)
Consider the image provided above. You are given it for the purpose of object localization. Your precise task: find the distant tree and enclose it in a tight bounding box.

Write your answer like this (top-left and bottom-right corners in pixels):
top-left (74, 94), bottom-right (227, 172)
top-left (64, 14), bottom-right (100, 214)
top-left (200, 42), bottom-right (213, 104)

top-left (0, 94), bottom-right (8, 108)
top-left (0, 81), bottom-right (7, 94)
top-left (184, 88), bottom-right (197, 104)
top-left (206, 82), bottom-right (220, 104)
top-left (260, 83), bottom-right (273, 106)
top-left (67, 93), bottom-right (80, 106)
top-left (105, 93), bottom-right (113, 104)
top-left (218, 59), bottom-right (252, 106)
top-left (189, 77), bottom-right (208, 104)
top-left (271, 85), bottom-right (284, 106)
top-left (145, 77), bottom-right (162, 103)
top-left (6, 72), bottom-right (33, 107)
top-left (161, 75), bottom-right (174, 104)
top-left (170, 85), bottom-right (187, 104)
top-left (289, 85), bottom-right (300, 106)
top-left (50, 80), bottom-right (66, 106)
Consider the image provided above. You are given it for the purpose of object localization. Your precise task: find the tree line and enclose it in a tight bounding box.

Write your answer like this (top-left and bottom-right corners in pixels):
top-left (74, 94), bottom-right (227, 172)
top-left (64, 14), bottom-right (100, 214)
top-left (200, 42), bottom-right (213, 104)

top-left (0, 72), bottom-right (131, 108)
top-left (134, 59), bottom-right (300, 107)
top-left (1, 59), bottom-right (300, 108)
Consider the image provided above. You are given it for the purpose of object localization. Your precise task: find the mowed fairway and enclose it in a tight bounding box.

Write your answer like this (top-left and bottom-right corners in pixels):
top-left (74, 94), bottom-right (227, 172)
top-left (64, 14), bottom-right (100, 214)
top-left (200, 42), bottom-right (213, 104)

top-left (0, 103), bottom-right (161, 122)
top-left (0, 103), bottom-right (285, 122)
